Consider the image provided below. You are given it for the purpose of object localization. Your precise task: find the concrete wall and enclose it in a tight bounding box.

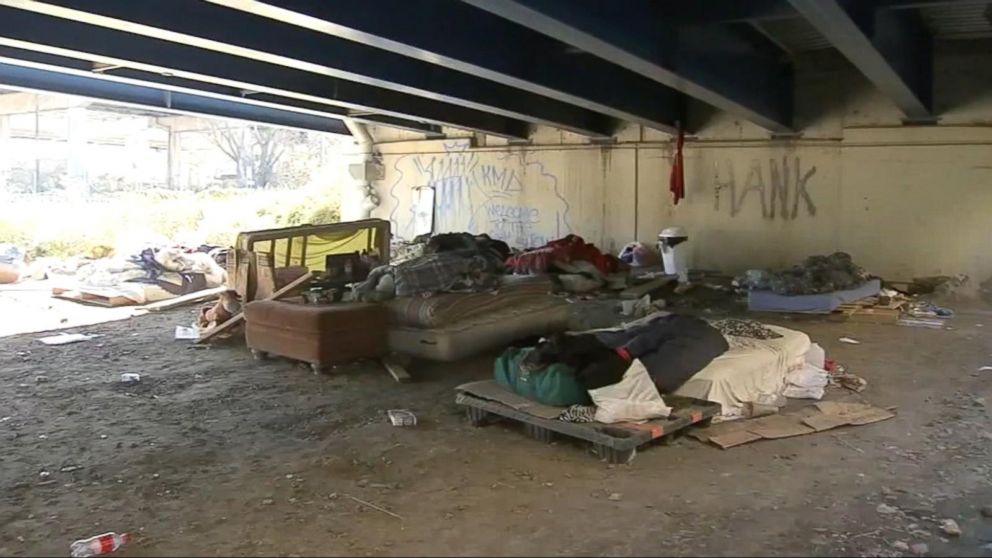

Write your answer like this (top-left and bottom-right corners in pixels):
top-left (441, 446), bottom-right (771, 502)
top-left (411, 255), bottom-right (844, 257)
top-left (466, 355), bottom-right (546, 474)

top-left (367, 41), bottom-right (992, 283)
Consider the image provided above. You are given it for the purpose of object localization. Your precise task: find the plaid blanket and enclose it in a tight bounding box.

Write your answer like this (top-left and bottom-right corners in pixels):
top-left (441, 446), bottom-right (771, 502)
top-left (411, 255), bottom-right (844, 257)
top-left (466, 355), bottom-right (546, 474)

top-left (394, 250), bottom-right (501, 297)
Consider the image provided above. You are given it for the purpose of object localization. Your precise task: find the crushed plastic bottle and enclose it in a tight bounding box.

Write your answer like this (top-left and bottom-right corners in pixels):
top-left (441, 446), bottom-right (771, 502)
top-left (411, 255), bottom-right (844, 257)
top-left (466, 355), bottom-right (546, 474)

top-left (70, 532), bottom-right (130, 557)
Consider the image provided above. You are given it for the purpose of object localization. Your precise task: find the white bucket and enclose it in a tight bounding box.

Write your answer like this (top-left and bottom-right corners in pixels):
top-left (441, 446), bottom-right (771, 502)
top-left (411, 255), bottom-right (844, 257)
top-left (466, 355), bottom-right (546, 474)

top-left (658, 227), bottom-right (689, 282)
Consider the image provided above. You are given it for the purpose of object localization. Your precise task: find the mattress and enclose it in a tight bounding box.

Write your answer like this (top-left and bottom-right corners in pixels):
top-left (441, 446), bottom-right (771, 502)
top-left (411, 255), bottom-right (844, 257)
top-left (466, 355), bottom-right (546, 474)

top-left (387, 299), bottom-right (571, 362)
top-left (385, 275), bottom-right (556, 328)
top-left (674, 325), bottom-right (811, 418)
top-left (748, 279), bottom-right (882, 314)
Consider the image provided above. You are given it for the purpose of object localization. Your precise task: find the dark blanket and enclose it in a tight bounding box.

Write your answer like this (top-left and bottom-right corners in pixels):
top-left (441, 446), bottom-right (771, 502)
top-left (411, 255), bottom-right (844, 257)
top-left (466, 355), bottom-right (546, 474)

top-left (593, 314), bottom-right (729, 393)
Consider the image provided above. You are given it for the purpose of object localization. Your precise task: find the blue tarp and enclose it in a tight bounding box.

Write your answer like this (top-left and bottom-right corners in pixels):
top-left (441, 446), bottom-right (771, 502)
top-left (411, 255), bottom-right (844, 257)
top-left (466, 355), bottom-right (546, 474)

top-left (748, 279), bottom-right (882, 314)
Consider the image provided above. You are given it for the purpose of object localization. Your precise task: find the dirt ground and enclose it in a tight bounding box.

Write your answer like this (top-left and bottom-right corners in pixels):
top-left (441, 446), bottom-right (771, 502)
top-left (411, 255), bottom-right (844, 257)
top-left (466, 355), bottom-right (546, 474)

top-left (2, 300), bottom-right (992, 557)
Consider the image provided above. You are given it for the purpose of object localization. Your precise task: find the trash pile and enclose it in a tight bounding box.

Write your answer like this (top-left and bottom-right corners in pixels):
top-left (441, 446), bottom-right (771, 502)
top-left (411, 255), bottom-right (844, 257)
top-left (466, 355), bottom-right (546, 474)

top-left (50, 244), bottom-right (228, 307)
top-left (737, 252), bottom-right (869, 296)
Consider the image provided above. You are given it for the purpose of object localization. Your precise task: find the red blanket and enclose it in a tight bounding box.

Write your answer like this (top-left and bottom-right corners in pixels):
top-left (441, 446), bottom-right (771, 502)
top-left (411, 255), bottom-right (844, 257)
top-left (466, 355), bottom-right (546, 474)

top-left (506, 235), bottom-right (621, 275)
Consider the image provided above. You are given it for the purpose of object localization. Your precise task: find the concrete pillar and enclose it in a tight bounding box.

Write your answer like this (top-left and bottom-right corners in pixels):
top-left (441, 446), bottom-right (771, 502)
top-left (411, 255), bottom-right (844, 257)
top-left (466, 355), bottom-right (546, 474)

top-left (65, 106), bottom-right (88, 198)
top-left (167, 126), bottom-right (180, 190)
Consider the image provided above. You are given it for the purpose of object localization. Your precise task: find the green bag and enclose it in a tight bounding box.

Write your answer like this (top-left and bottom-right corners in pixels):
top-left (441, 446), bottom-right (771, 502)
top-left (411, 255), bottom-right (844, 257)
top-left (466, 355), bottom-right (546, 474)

top-left (493, 347), bottom-right (591, 407)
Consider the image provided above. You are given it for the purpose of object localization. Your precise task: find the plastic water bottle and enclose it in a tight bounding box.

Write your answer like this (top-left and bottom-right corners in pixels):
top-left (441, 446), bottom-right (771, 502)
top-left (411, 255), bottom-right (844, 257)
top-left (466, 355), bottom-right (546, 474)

top-left (70, 532), bottom-right (130, 557)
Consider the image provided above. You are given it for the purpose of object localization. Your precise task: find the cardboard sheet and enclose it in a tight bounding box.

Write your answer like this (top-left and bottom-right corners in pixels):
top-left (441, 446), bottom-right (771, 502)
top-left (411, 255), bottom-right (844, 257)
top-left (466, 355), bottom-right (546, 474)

top-left (691, 399), bottom-right (895, 449)
top-left (456, 380), bottom-right (565, 420)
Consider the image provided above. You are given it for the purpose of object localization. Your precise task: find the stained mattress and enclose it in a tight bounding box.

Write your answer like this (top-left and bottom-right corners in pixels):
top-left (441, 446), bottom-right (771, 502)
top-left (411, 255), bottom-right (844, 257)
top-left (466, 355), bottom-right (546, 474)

top-left (387, 298), bottom-right (571, 362)
top-left (385, 275), bottom-right (556, 328)
top-left (674, 325), bottom-right (812, 419)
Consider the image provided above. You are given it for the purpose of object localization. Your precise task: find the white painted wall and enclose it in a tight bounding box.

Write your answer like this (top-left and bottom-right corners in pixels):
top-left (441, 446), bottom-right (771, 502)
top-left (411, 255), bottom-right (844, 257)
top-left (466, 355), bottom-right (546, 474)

top-left (368, 41), bottom-right (992, 284)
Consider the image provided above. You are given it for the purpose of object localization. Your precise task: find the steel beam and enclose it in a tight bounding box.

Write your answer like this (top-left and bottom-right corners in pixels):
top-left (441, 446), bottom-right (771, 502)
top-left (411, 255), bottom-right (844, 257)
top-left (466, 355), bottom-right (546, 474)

top-left (204, 0), bottom-right (680, 134)
top-left (5, 0), bottom-right (612, 137)
top-left (0, 59), bottom-right (351, 134)
top-left (788, 0), bottom-right (933, 121)
top-left (463, 0), bottom-right (793, 133)
top-left (0, 45), bottom-right (444, 138)
top-left (0, 6), bottom-right (529, 139)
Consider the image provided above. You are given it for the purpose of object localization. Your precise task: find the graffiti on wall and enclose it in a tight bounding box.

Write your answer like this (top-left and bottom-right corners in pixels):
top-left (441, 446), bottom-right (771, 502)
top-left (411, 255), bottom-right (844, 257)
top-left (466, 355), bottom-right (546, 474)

top-left (713, 157), bottom-right (818, 219)
top-left (387, 142), bottom-right (571, 247)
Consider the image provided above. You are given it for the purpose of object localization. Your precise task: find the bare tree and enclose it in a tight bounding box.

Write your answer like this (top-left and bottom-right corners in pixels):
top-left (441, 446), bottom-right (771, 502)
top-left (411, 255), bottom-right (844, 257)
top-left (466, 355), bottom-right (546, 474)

top-left (208, 123), bottom-right (293, 189)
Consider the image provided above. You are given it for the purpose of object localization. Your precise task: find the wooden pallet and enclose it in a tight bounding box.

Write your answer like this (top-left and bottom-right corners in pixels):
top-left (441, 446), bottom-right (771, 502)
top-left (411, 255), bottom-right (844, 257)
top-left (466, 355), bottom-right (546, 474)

top-left (455, 391), bottom-right (720, 464)
top-left (53, 290), bottom-right (135, 308)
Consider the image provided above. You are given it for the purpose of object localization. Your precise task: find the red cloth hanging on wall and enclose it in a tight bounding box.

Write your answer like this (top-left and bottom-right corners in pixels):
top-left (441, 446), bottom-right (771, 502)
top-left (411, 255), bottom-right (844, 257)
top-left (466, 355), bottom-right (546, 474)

top-left (669, 127), bottom-right (685, 205)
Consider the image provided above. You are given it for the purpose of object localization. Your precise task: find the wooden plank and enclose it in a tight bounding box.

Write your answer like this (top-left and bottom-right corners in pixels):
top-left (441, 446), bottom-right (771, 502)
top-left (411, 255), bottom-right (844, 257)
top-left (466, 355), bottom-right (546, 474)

top-left (139, 286), bottom-right (227, 312)
top-left (196, 271), bottom-right (314, 344)
top-left (620, 275), bottom-right (677, 300)
top-left (381, 356), bottom-right (412, 384)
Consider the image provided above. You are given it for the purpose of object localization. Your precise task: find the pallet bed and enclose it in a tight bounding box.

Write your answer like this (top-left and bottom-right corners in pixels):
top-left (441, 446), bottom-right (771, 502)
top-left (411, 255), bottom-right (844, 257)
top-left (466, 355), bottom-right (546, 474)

top-left (455, 380), bottom-right (720, 464)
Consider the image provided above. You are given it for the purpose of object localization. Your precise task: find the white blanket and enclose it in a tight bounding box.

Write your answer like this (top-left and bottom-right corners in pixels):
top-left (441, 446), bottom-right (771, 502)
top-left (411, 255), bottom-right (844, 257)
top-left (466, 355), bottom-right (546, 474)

top-left (674, 325), bottom-right (811, 419)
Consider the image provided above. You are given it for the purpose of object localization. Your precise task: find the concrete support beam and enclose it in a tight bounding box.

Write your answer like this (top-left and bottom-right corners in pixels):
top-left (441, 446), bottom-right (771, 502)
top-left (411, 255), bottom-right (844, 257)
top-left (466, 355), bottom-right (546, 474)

top-left (463, 0), bottom-right (794, 132)
top-left (208, 0), bottom-right (680, 133)
top-left (0, 59), bottom-right (353, 135)
top-left (5, 0), bottom-right (612, 137)
top-left (787, 0), bottom-right (933, 121)
top-left (0, 6), bottom-right (530, 139)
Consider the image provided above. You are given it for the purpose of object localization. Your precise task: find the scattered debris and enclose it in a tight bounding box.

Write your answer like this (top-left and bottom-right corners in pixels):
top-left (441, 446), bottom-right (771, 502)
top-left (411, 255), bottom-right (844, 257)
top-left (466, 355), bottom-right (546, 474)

top-left (831, 372), bottom-right (868, 393)
top-left (345, 494), bottom-right (403, 520)
top-left (120, 373), bottom-right (141, 384)
top-left (69, 532), bottom-right (130, 557)
top-left (876, 503), bottom-right (900, 515)
top-left (897, 318), bottom-right (945, 329)
top-left (939, 518), bottom-right (961, 537)
top-left (387, 410), bottom-right (417, 427)
top-left (978, 366), bottom-right (992, 372)
top-left (743, 401), bottom-right (779, 418)
top-left (608, 492), bottom-right (623, 501)
top-left (59, 465), bottom-right (81, 473)
top-left (34, 375), bottom-right (49, 384)
top-left (892, 541), bottom-right (910, 552)
top-left (907, 301), bottom-right (954, 319)
top-left (173, 326), bottom-right (199, 341)
top-left (38, 333), bottom-right (93, 346)
top-left (261, 498), bottom-right (274, 506)
top-left (839, 337), bottom-right (861, 345)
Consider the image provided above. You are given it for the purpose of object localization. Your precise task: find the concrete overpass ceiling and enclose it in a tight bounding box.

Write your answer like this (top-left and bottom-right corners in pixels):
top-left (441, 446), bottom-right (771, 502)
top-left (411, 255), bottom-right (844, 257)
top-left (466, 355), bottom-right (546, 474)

top-left (0, 0), bottom-right (985, 136)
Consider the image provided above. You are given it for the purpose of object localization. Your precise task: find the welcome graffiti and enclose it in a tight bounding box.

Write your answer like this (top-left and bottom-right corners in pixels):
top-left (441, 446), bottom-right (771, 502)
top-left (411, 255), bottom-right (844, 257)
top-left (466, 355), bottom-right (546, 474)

top-left (388, 146), bottom-right (571, 247)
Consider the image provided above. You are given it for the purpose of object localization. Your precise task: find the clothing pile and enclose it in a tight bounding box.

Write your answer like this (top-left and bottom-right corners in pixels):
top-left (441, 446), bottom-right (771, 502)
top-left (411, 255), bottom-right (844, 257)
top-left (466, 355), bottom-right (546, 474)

top-left (506, 234), bottom-right (622, 276)
top-left (56, 244), bottom-right (228, 305)
top-left (617, 242), bottom-right (661, 268)
top-left (494, 312), bottom-right (729, 424)
top-left (505, 234), bottom-right (626, 294)
top-left (738, 252), bottom-right (869, 295)
top-left (0, 243), bottom-right (25, 284)
top-left (353, 233), bottom-right (509, 302)
top-left (131, 245), bottom-right (228, 290)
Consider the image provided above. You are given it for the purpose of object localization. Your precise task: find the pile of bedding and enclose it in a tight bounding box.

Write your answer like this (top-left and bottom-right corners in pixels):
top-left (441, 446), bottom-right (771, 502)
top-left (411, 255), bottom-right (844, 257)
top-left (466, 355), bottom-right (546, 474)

top-left (491, 313), bottom-right (826, 423)
top-left (737, 252), bottom-right (881, 313)
top-left (52, 245), bottom-right (228, 305)
top-left (354, 233), bottom-right (509, 302)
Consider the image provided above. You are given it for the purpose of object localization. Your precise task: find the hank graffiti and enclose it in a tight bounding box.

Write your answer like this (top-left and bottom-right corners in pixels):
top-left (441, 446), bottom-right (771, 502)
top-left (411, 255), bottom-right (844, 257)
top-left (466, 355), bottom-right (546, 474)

top-left (713, 157), bottom-right (818, 219)
top-left (389, 146), bottom-right (571, 247)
